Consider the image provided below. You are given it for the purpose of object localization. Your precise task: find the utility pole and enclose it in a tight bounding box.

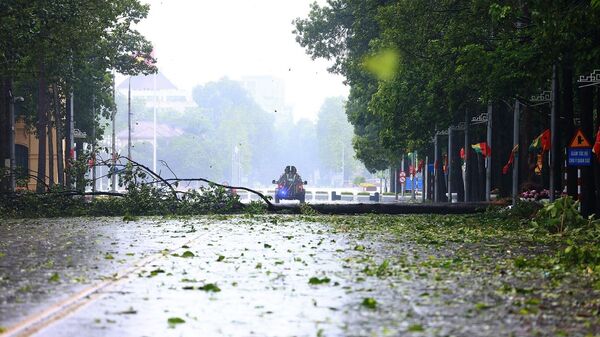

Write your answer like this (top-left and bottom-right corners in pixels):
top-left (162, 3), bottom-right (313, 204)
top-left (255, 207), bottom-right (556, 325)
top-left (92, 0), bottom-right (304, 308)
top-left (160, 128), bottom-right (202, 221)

top-left (127, 77), bottom-right (132, 160)
top-left (512, 100), bottom-right (520, 206)
top-left (111, 73), bottom-right (117, 192)
top-left (486, 102), bottom-right (492, 201)
top-left (153, 72), bottom-right (157, 173)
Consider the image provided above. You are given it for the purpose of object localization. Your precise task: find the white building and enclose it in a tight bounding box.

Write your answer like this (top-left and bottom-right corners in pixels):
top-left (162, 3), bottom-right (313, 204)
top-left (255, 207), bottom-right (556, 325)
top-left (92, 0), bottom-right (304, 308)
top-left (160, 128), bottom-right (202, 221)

top-left (117, 72), bottom-right (197, 113)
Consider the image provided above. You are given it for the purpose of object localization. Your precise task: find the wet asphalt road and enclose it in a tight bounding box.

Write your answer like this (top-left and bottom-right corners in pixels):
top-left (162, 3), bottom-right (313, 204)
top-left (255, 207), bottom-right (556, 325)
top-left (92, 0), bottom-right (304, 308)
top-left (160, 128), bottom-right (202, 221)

top-left (0, 215), bottom-right (598, 337)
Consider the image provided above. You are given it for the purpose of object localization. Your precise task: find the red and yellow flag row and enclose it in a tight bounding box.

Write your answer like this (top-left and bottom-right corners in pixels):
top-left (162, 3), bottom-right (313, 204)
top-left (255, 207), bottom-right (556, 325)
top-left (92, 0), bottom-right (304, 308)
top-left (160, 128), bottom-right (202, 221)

top-left (501, 128), bottom-right (600, 175)
top-left (437, 128), bottom-right (600, 176)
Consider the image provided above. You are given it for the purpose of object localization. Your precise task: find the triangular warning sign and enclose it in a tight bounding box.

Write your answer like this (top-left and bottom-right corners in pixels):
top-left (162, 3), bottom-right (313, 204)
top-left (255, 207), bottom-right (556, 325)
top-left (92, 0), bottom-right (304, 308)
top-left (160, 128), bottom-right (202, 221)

top-left (569, 129), bottom-right (592, 148)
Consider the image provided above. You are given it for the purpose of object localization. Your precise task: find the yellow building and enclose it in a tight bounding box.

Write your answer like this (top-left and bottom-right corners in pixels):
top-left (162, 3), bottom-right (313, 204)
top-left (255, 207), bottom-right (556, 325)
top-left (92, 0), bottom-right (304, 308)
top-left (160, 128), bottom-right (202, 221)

top-left (15, 119), bottom-right (62, 190)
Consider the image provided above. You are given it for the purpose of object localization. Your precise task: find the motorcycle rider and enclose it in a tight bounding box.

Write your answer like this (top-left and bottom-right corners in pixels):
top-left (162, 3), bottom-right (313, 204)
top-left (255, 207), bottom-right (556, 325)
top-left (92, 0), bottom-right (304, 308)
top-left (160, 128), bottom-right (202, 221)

top-left (290, 166), bottom-right (303, 193)
top-left (277, 166), bottom-right (292, 185)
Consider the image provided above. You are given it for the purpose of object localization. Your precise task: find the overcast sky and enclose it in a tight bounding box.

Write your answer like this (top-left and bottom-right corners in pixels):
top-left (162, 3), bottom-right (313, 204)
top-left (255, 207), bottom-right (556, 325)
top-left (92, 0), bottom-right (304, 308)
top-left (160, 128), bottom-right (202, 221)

top-left (135, 0), bottom-right (348, 121)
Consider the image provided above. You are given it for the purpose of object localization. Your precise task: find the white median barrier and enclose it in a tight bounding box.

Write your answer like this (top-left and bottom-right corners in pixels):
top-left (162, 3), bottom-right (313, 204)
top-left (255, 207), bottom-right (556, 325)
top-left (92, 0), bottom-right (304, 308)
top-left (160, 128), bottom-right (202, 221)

top-left (356, 192), bottom-right (371, 202)
top-left (340, 192), bottom-right (354, 202)
top-left (381, 193), bottom-right (396, 203)
top-left (314, 191), bottom-right (328, 201)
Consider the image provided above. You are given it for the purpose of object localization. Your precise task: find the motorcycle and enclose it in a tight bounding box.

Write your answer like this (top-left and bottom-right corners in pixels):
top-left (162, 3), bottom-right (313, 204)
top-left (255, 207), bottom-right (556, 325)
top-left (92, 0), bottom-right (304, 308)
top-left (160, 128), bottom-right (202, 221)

top-left (272, 176), bottom-right (307, 203)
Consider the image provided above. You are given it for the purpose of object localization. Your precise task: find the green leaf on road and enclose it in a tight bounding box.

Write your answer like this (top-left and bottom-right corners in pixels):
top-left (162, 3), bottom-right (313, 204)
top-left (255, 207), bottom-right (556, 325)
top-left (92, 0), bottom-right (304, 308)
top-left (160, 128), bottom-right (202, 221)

top-left (167, 317), bottom-right (185, 327)
top-left (217, 255), bottom-right (225, 262)
top-left (198, 283), bottom-right (221, 292)
top-left (361, 297), bottom-right (377, 309)
top-left (181, 251), bottom-right (195, 258)
top-left (354, 245), bottom-right (365, 251)
top-left (407, 324), bottom-right (424, 332)
top-left (309, 277), bottom-right (330, 285)
top-left (475, 302), bottom-right (492, 311)
top-left (48, 273), bottom-right (60, 283)
top-left (149, 269), bottom-right (165, 277)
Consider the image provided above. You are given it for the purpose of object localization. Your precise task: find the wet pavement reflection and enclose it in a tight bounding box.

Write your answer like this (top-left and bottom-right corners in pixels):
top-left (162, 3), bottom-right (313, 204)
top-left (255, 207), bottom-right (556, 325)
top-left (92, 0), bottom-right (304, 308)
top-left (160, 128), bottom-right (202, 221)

top-left (1, 215), bottom-right (598, 337)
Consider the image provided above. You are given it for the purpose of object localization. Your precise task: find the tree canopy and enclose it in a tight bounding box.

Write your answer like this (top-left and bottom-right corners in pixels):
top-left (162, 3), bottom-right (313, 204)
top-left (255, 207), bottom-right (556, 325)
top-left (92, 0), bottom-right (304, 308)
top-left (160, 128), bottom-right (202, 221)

top-left (294, 0), bottom-right (600, 173)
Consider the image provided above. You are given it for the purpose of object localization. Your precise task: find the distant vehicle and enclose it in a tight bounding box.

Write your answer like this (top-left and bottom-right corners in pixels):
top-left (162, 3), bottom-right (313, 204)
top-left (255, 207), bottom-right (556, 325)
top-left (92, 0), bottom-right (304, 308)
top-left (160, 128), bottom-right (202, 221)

top-left (272, 166), bottom-right (307, 203)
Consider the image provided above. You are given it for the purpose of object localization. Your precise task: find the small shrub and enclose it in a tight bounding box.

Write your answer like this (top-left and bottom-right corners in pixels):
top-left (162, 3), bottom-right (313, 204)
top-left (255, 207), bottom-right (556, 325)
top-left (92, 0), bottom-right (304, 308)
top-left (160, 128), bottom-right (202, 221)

top-left (533, 196), bottom-right (585, 233)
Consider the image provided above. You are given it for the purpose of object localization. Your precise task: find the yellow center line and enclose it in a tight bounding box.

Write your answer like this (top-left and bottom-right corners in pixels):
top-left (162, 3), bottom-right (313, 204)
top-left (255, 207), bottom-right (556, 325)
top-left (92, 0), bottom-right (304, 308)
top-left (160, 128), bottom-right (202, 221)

top-left (2, 232), bottom-right (207, 337)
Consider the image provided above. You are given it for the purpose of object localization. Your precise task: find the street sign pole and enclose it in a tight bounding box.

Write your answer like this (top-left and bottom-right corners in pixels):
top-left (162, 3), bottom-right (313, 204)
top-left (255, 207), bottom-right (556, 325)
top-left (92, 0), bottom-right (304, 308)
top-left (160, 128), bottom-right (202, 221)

top-left (401, 157), bottom-right (405, 198)
top-left (394, 167), bottom-right (398, 200)
top-left (567, 128), bottom-right (593, 212)
top-left (578, 168), bottom-right (582, 211)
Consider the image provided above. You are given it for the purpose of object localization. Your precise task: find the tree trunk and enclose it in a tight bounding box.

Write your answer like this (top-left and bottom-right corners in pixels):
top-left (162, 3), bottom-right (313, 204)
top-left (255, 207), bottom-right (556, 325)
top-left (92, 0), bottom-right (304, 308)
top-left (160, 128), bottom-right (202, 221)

top-left (435, 141), bottom-right (447, 202)
top-left (580, 86), bottom-right (595, 216)
top-left (52, 84), bottom-right (64, 187)
top-left (451, 129), bottom-right (464, 202)
top-left (47, 111), bottom-right (54, 188)
top-left (494, 103), bottom-right (512, 197)
top-left (65, 88), bottom-right (72, 189)
top-left (36, 65), bottom-right (48, 193)
top-left (0, 79), bottom-right (9, 192)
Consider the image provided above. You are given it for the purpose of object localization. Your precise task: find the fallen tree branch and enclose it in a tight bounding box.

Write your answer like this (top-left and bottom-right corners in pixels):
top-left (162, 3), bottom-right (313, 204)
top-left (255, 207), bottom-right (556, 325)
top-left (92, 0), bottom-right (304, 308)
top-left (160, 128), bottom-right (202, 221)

top-left (163, 178), bottom-right (274, 209)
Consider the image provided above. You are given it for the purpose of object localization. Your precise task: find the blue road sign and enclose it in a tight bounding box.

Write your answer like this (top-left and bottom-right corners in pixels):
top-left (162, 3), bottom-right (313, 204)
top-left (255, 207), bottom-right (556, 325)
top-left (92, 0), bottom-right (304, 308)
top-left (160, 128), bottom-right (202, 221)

top-left (405, 177), bottom-right (423, 191)
top-left (568, 148), bottom-right (592, 167)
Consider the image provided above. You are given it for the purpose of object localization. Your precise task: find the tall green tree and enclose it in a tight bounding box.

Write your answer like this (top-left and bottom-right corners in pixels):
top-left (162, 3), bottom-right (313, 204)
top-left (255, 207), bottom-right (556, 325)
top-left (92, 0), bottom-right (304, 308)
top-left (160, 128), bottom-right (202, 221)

top-left (0, 0), bottom-right (156, 191)
top-left (296, 0), bottom-right (600, 207)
